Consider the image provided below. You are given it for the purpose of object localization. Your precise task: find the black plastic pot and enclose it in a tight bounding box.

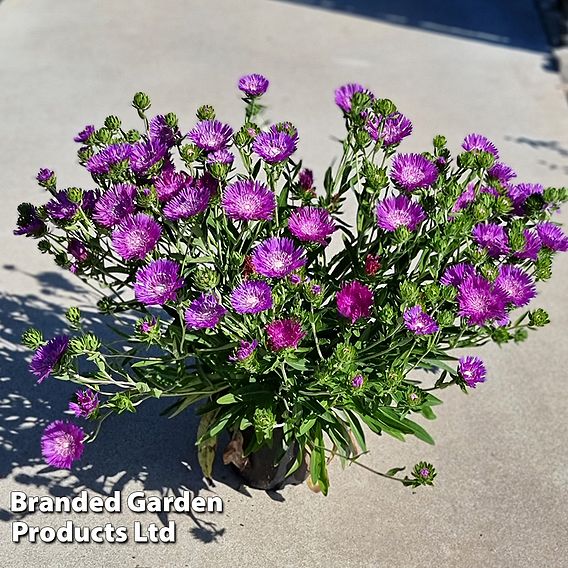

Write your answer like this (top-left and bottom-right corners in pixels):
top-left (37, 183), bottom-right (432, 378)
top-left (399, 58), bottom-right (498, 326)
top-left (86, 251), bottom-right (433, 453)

top-left (231, 428), bottom-right (308, 491)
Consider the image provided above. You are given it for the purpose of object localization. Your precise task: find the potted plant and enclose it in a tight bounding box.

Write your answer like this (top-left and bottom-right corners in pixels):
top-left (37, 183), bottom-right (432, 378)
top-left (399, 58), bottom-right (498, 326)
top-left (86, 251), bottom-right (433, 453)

top-left (16, 75), bottom-right (568, 493)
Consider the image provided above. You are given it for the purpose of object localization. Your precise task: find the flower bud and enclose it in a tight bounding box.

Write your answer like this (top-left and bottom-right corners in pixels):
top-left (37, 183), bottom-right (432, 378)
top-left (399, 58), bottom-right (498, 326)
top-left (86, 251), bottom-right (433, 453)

top-left (480, 264), bottom-right (498, 281)
top-left (21, 328), bottom-right (44, 350)
top-left (104, 115), bottom-right (121, 131)
top-left (355, 129), bottom-right (371, 149)
top-left (529, 308), bottom-right (550, 327)
top-left (196, 105), bottom-right (216, 121)
top-left (65, 306), bottom-right (81, 329)
top-left (475, 151), bottom-right (495, 169)
top-left (66, 187), bottom-right (83, 204)
top-left (70, 333), bottom-right (101, 355)
top-left (165, 112), bottom-right (178, 129)
top-left (126, 129), bottom-right (142, 143)
top-left (513, 328), bottom-right (528, 342)
top-left (37, 239), bottom-right (51, 253)
top-left (95, 128), bottom-right (113, 144)
top-left (438, 310), bottom-right (456, 327)
top-left (433, 135), bottom-right (447, 149)
top-left (194, 267), bottom-right (220, 290)
top-left (374, 98), bottom-right (396, 117)
top-left (179, 144), bottom-right (200, 165)
top-left (132, 92), bottom-right (151, 112)
top-left (253, 407), bottom-right (276, 442)
top-left (457, 152), bottom-right (476, 169)
top-left (407, 462), bottom-right (436, 486)
top-left (379, 303), bottom-right (396, 325)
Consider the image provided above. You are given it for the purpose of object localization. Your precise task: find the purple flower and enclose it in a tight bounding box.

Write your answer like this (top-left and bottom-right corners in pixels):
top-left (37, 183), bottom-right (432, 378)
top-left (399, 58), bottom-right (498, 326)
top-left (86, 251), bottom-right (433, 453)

top-left (290, 273), bottom-right (302, 285)
top-left (36, 168), bottom-right (55, 184)
top-left (206, 149), bottom-right (235, 165)
top-left (188, 120), bottom-right (233, 152)
top-left (139, 318), bottom-right (157, 334)
top-left (41, 420), bottom-right (85, 470)
top-left (266, 319), bottom-right (305, 350)
top-left (149, 115), bottom-right (178, 148)
top-left (154, 167), bottom-right (191, 202)
top-left (81, 190), bottom-right (97, 214)
top-left (458, 275), bottom-right (508, 326)
top-left (440, 263), bottom-right (477, 286)
top-left (252, 125), bottom-right (298, 164)
top-left (366, 112), bottom-right (413, 146)
top-left (458, 356), bottom-right (487, 388)
top-left (69, 389), bottom-right (99, 418)
top-left (487, 162), bottom-right (516, 184)
top-left (376, 195), bottom-right (426, 232)
top-left (134, 259), bottom-right (184, 305)
top-left (93, 183), bottom-right (137, 227)
top-left (334, 83), bottom-right (368, 113)
top-left (29, 336), bottom-right (69, 383)
top-left (130, 139), bottom-right (168, 176)
top-left (67, 239), bottom-right (88, 263)
top-left (403, 305), bottom-right (439, 335)
top-left (288, 207), bottom-right (336, 245)
top-left (495, 265), bottom-right (536, 307)
top-left (222, 180), bottom-right (276, 221)
top-left (472, 223), bottom-right (510, 257)
top-left (515, 229), bottom-right (542, 260)
top-left (462, 133), bottom-right (499, 158)
top-left (184, 294), bottom-right (227, 329)
top-left (86, 143), bottom-right (132, 175)
top-left (352, 374), bottom-right (364, 388)
top-left (299, 168), bottom-right (314, 190)
top-left (336, 281), bottom-right (374, 323)
top-left (111, 213), bottom-right (161, 260)
top-left (230, 280), bottom-right (273, 314)
top-left (238, 73), bottom-right (269, 97)
top-left (536, 222), bottom-right (568, 252)
top-left (251, 237), bottom-right (306, 278)
top-left (391, 153), bottom-right (438, 191)
top-left (162, 181), bottom-right (211, 221)
top-left (230, 339), bottom-right (259, 362)
top-left (74, 125), bottom-right (95, 144)
top-left (14, 204), bottom-right (46, 237)
top-left (46, 191), bottom-right (78, 221)
top-left (452, 183), bottom-right (498, 214)
top-left (508, 183), bottom-right (543, 213)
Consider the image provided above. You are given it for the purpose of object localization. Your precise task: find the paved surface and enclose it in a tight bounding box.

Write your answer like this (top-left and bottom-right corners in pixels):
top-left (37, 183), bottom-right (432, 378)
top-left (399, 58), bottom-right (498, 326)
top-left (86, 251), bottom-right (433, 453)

top-left (1, 1), bottom-right (567, 567)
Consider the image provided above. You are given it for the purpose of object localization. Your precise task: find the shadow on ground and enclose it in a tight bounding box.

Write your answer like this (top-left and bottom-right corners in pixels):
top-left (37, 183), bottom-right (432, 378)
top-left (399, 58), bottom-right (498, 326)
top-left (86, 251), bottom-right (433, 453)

top-left (276, 0), bottom-right (550, 52)
top-left (0, 269), bottom-right (245, 542)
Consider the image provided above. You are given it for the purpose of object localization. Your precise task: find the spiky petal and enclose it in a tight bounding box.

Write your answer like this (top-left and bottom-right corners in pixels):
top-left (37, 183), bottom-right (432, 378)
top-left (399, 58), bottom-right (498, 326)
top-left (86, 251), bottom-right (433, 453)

top-left (376, 195), bottom-right (426, 232)
top-left (29, 336), bottom-right (69, 383)
top-left (390, 153), bottom-right (438, 191)
top-left (184, 294), bottom-right (227, 329)
top-left (288, 206), bottom-right (336, 245)
top-left (458, 356), bottom-right (487, 388)
top-left (111, 213), bottom-right (161, 260)
top-left (251, 237), bottom-right (306, 278)
top-left (222, 180), bottom-right (276, 221)
top-left (266, 319), bottom-right (305, 350)
top-left (230, 280), bottom-right (273, 314)
top-left (134, 259), bottom-right (184, 306)
top-left (336, 281), bottom-right (374, 323)
top-left (495, 265), bottom-right (536, 307)
top-left (472, 223), bottom-right (510, 257)
top-left (41, 420), bottom-right (85, 469)
top-left (403, 305), bottom-right (439, 335)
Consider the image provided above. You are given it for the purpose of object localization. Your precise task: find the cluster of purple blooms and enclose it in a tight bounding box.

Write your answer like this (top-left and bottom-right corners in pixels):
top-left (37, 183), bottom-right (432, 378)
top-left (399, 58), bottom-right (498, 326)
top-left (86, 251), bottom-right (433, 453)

top-left (18, 75), bottom-right (568, 472)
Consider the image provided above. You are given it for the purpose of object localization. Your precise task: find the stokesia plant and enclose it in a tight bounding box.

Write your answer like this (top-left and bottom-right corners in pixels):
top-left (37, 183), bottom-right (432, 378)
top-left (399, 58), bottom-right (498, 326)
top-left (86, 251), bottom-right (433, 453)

top-left (15, 75), bottom-right (568, 494)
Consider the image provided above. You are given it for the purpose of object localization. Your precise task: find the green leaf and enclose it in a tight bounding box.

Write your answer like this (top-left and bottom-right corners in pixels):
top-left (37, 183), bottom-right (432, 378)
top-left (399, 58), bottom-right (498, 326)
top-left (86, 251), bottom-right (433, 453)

top-left (386, 466), bottom-right (406, 477)
top-left (299, 417), bottom-right (317, 436)
top-left (217, 393), bottom-right (238, 405)
top-left (197, 410), bottom-right (218, 479)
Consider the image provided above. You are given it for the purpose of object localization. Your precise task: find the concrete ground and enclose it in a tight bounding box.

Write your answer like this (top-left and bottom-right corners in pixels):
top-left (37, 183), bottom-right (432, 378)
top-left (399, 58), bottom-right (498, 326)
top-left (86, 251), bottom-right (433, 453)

top-left (1, 1), bottom-right (567, 566)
